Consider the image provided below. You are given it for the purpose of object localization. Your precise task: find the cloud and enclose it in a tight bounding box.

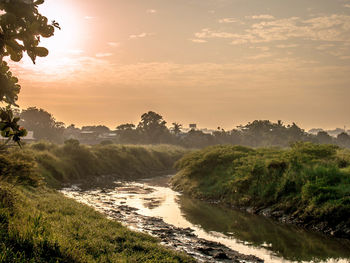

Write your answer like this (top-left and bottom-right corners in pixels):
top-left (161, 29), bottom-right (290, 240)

top-left (190, 39), bottom-right (207, 43)
top-left (276, 44), bottom-right (299, 48)
top-left (195, 28), bottom-right (242, 39)
top-left (129, 32), bottom-right (154, 39)
top-left (84, 16), bottom-right (95, 20)
top-left (95, 53), bottom-right (113, 57)
top-left (195, 28), bottom-right (254, 44)
top-left (14, 58), bottom-right (350, 97)
top-left (108, 42), bottom-right (120, 47)
top-left (14, 58), bottom-right (350, 132)
top-left (252, 46), bottom-right (270, 51)
top-left (345, 4), bottom-right (350, 8)
top-left (246, 53), bottom-right (272, 60)
top-left (247, 14), bottom-right (275, 20)
top-left (146, 9), bottom-right (157, 14)
top-left (218, 18), bottom-right (238, 23)
top-left (230, 39), bottom-right (251, 45)
top-left (316, 44), bottom-right (336, 50)
top-left (194, 15), bottom-right (350, 46)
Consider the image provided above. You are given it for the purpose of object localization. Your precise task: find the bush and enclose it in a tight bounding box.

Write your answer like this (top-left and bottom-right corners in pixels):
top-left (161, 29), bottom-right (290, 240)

top-left (172, 143), bottom-right (350, 227)
top-left (0, 151), bottom-right (41, 187)
top-left (5, 143), bottom-right (188, 186)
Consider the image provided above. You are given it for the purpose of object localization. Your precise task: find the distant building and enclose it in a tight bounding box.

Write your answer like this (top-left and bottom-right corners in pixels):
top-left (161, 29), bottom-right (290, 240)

top-left (189, 124), bottom-right (197, 130)
top-left (308, 128), bottom-right (324, 135)
top-left (98, 132), bottom-right (117, 139)
top-left (79, 130), bottom-right (96, 141)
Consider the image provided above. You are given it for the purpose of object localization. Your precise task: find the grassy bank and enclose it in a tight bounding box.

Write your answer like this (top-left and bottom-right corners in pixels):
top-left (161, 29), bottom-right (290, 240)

top-left (0, 142), bottom-right (194, 262)
top-left (171, 143), bottom-right (350, 237)
top-left (0, 184), bottom-right (194, 262)
top-left (18, 140), bottom-right (187, 187)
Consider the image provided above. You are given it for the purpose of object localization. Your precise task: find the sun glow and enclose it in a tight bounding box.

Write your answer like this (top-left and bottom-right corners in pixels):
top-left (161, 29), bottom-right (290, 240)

top-left (37, 0), bottom-right (85, 59)
top-left (10, 0), bottom-right (88, 79)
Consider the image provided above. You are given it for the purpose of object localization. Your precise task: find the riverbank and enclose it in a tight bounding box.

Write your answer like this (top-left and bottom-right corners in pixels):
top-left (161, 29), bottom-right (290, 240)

top-left (60, 175), bottom-right (350, 263)
top-left (0, 143), bottom-right (195, 262)
top-left (61, 181), bottom-right (263, 263)
top-left (0, 183), bottom-right (195, 262)
top-left (24, 141), bottom-right (188, 187)
top-left (171, 143), bottom-right (350, 239)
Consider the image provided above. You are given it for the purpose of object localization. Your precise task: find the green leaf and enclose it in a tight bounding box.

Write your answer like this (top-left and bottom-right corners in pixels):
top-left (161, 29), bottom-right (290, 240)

top-left (34, 0), bottom-right (45, 6)
top-left (35, 47), bottom-right (49, 57)
top-left (30, 21), bottom-right (40, 32)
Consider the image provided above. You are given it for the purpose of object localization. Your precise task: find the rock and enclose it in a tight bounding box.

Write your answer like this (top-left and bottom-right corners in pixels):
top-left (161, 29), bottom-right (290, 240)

top-left (260, 208), bottom-right (272, 217)
top-left (246, 207), bottom-right (255, 214)
top-left (271, 210), bottom-right (283, 218)
top-left (197, 246), bottom-right (214, 255)
top-left (213, 251), bottom-right (229, 259)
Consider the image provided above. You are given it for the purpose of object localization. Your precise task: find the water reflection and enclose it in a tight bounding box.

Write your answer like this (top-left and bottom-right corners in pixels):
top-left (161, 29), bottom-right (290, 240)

top-left (142, 196), bottom-right (166, 209)
top-left (177, 195), bottom-right (350, 262)
top-left (62, 176), bottom-right (350, 263)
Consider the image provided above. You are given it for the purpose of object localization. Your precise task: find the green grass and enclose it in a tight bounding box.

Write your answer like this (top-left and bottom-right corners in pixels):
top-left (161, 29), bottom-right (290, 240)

top-left (0, 184), bottom-right (194, 263)
top-left (0, 142), bottom-right (194, 262)
top-left (171, 142), bottom-right (350, 229)
top-left (10, 141), bottom-right (188, 187)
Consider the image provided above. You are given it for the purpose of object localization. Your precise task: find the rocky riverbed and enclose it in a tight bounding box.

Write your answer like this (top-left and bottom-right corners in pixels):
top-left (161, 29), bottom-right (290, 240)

top-left (61, 175), bottom-right (350, 263)
top-left (61, 184), bottom-right (263, 263)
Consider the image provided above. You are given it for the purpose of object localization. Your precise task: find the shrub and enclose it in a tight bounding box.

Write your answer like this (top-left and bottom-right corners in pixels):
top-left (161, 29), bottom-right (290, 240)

top-left (0, 151), bottom-right (40, 187)
top-left (172, 143), bottom-right (350, 226)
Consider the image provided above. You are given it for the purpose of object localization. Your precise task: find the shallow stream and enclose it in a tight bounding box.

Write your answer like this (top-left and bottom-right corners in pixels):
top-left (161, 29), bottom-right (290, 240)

top-left (61, 175), bottom-right (350, 263)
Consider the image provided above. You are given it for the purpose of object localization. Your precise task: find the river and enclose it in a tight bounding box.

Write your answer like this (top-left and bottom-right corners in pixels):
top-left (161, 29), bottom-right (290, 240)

top-left (61, 175), bottom-right (350, 263)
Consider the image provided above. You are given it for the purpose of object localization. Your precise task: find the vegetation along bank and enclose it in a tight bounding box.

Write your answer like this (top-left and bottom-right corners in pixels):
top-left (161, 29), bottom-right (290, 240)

top-left (171, 142), bottom-right (350, 239)
top-left (0, 142), bottom-right (194, 262)
top-left (28, 140), bottom-right (187, 187)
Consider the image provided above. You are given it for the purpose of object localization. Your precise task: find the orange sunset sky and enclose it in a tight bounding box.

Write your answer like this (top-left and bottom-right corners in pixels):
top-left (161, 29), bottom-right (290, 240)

top-left (10, 0), bottom-right (350, 130)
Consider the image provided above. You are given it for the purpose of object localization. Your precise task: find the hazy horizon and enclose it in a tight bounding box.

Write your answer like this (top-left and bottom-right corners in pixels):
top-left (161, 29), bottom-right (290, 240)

top-left (10, 0), bottom-right (350, 130)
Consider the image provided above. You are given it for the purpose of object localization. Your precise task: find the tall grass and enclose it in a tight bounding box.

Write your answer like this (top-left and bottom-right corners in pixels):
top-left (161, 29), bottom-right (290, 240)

top-left (0, 184), bottom-right (194, 262)
top-left (172, 142), bottom-right (350, 229)
top-left (0, 142), bottom-right (193, 262)
top-left (9, 140), bottom-right (188, 187)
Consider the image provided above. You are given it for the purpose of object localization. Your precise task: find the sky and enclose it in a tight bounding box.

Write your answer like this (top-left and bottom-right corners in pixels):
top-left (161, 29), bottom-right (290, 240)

top-left (10, 0), bottom-right (350, 130)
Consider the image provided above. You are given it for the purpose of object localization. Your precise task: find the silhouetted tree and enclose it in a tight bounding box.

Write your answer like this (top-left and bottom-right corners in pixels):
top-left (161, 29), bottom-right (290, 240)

top-left (239, 120), bottom-right (275, 147)
top-left (116, 123), bottom-right (139, 143)
top-left (117, 123), bottom-right (135, 131)
top-left (228, 129), bottom-right (242, 145)
top-left (137, 111), bottom-right (170, 143)
top-left (213, 127), bottom-right (231, 144)
top-left (171, 122), bottom-right (182, 136)
top-left (337, 132), bottom-right (350, 148)
top-left (20, 107), bottom-right (65, 143)
top-left (287, 122), bottom-right (306, 143)
top-left (0, 0), bottom-right (59, 148)
top-left (316, 131), bottom-right (333, 144)
top-left (182, 129), bottom-right (214, 148)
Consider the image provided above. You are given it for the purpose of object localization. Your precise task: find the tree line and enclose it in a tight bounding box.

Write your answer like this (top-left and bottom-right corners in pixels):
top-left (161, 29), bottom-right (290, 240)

top-left (16, 107), bottom-right (350, 149)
